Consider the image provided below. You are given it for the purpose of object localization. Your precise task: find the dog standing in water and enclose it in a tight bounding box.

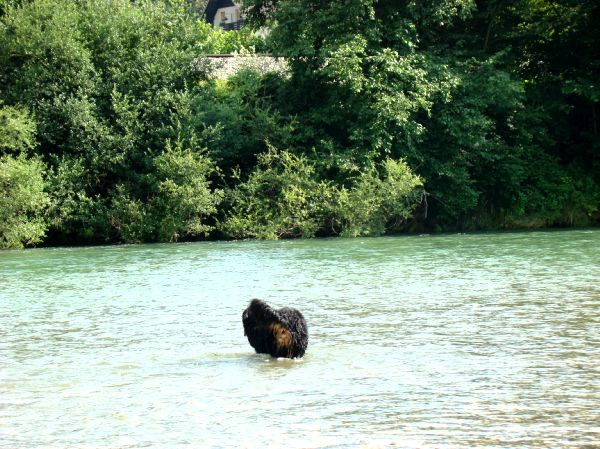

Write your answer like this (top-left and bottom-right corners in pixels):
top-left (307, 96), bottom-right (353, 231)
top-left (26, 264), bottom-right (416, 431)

top-left (242, 299), bottom-right (308, 359)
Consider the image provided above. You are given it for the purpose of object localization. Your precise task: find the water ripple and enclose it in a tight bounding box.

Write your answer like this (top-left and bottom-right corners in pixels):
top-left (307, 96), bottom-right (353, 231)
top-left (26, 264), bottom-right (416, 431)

top-left (1, 230), bottom-right (599, 448)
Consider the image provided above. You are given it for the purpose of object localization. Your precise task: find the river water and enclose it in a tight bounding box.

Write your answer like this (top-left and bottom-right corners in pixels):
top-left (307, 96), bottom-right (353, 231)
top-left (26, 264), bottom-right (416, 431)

top-left (1, 230), bottom-right (599, 448)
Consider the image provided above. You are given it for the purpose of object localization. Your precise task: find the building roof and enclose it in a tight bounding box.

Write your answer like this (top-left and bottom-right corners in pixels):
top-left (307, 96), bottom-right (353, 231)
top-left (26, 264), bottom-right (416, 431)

top-left (204, 0), bottom-right (236, 24)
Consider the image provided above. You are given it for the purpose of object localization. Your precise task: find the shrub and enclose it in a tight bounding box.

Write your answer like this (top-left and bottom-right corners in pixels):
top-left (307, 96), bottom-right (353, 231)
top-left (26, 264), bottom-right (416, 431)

top-left (148, 140), bottom-right (223, 242)
top-left (334, 159), bottom-right (424, 237)
top-left (220, 149), bottom-right (424, 239)
top-left (220, 147), bottom-right (335, 239)
top-left (0, 154), bottom-right (49, 248)
top-left (0, 105), bottom-right (36, 154)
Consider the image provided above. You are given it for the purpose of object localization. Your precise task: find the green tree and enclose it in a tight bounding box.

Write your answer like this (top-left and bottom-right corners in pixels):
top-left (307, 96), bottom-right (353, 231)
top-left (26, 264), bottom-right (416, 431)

top-left (440, 0), bottom-right (600, 226)
top-left (194, 69), bottom-right (296, 175)
top-left (0, 0), bottom-right (250, 244)
top-left (1, 0), bottom-right (598, 246)
top-left (244, 0), bottom-right (599, 229)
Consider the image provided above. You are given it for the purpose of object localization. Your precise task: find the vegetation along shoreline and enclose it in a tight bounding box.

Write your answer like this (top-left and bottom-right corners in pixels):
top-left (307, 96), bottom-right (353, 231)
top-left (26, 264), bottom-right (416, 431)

top-left (1, 0), bottom-right (598, 249)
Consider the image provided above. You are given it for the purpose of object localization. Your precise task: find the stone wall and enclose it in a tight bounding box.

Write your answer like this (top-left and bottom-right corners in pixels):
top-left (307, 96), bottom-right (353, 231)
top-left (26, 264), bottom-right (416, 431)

top-left (191, 54), bottom-right (289, 79)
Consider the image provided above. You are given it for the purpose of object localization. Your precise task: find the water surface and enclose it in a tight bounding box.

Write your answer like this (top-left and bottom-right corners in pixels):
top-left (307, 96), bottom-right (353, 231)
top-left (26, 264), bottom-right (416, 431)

top-left (1, 230), bottom-right (599, 448)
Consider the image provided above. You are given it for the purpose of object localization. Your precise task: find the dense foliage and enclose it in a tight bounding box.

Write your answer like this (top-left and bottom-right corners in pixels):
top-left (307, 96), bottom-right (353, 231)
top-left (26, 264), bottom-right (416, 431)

top-left (0, 153), bottom-right (49, 248)
top-left (0, 0), bottom-right (233, 245)
top-left (0, 0), bottom-right (597, 248)
top-left (244, 0), bottom-right (599, 229)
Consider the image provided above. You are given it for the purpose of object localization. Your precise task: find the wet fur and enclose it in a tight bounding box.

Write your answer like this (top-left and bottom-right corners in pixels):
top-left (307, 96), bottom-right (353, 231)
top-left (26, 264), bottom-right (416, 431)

top-left (242, 299), bottom-right (308, 359)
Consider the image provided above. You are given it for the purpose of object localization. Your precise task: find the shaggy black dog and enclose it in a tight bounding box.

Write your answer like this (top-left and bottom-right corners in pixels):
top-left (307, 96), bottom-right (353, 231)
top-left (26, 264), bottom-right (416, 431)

top-left (242, 299), bottom-right (308, 359)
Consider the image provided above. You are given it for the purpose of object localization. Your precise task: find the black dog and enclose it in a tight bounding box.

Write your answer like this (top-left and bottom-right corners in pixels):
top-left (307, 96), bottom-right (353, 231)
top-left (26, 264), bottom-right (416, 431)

top-left (242, 299), bottom-right (308, 359)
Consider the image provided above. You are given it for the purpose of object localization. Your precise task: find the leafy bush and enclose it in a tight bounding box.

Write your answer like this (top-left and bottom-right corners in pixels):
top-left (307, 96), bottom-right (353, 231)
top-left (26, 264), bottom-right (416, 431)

top-left (220, 148), bottom-right (423, 239)
top-left (106, 142), bottom-right (222, 244)
top-left (0, 105), bottom-right (36, 154)
top-left (334, 159), bottom-right (424, 237)
top-left (0, 154), bottom-right (50, 248)
top-left (220, 147), bottom-right (335, 239)
top-left (148, 141), bottom-right (223, 242)
top-left (194, 68), bottom-right (297, 175)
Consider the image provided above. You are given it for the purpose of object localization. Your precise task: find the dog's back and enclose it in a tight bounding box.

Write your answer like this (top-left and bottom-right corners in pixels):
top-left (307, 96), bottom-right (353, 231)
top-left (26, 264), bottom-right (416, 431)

top-left (242, 299), bottom-right (308, 358)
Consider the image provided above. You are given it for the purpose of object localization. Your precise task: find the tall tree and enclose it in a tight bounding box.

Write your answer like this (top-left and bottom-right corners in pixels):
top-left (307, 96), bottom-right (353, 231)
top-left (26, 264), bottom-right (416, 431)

top-left (243, 0), bottom-right (599, 228)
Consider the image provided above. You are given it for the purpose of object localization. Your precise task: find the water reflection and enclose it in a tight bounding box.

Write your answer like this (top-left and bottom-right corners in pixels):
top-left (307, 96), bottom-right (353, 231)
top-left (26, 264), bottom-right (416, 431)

top-left (1, 230), bottom-right (599, 448)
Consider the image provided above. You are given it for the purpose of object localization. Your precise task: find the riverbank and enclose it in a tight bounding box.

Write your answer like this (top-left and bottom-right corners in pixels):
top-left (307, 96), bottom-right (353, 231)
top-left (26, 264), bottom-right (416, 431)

top-left (2, 0), bottom-right (598, 250)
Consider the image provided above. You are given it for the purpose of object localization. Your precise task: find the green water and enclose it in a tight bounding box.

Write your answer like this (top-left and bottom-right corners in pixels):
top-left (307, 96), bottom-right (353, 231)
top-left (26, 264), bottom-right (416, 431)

top-left (1, 230), bottom-right (599, 448)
